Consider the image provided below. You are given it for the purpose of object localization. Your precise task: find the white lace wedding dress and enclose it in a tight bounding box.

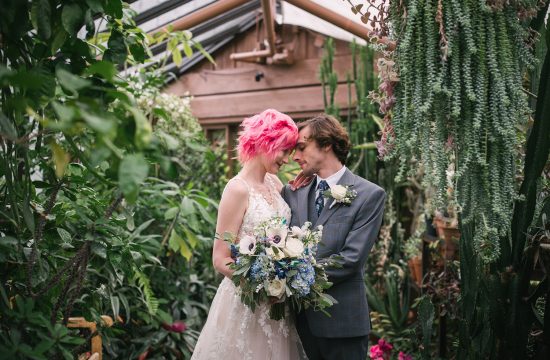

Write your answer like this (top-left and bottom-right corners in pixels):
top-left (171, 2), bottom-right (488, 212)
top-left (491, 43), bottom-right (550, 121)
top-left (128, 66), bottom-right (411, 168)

top-left (191, 175), bottom-right (305, 360)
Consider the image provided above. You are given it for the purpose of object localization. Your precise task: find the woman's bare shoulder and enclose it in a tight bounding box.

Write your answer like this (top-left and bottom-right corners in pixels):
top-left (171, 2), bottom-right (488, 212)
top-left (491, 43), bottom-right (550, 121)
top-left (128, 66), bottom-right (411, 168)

top-left (223, 177), bottom-right (250, 198)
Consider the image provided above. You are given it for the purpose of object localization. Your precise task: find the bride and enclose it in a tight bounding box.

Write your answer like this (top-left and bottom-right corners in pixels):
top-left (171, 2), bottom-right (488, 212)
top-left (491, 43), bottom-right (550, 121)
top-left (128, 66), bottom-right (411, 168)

top-left (191, 109), bottom-right (305, 359)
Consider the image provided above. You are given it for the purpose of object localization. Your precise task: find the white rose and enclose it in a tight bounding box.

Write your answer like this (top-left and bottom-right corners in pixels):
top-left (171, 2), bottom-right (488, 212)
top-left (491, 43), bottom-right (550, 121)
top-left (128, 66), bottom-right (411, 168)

top-left (283, 237), bottom-right (305, 258)
top-left (330, 185), bottom-right (347, 200)
top-left (267, 278), bottom-right (286, 298)
top-left (291, 226), bottom-right (306, 239)
top-left (266, 226), bottom-right (288, 248)
top-left (238, 235), bottom-right (256, 255)
top-left (266, 246), bottom-right (286, 260)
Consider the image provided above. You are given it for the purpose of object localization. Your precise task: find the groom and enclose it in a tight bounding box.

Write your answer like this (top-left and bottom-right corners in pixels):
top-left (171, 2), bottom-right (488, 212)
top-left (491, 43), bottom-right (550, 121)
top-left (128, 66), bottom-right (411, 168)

top-left (282, 114), bottom-right (386, 360)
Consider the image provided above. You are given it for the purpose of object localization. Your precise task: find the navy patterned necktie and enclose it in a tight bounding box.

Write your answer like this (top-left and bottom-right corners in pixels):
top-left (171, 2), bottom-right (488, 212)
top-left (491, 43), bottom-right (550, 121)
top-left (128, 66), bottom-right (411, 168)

top-left (315, 180), bottom-right (329, 216)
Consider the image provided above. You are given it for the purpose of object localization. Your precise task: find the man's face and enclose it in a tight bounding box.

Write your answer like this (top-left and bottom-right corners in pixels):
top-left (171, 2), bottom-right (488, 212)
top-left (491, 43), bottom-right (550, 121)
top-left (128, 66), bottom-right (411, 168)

top-left (292, 125), bottom-right (326, 176)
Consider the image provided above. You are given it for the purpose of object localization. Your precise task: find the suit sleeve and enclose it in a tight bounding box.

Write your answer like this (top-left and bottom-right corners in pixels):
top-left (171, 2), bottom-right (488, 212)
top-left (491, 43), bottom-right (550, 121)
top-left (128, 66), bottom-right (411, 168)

top-left (281, 184), bottom-right (288, 202)
top-left (325, 188), bottom-right (386, 285)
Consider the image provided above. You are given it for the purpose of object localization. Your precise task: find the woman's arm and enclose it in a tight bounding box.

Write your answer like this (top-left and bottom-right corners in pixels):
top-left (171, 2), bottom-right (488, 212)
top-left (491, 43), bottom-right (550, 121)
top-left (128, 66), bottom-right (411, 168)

top-left (212, 180), bottom-right (248, 278)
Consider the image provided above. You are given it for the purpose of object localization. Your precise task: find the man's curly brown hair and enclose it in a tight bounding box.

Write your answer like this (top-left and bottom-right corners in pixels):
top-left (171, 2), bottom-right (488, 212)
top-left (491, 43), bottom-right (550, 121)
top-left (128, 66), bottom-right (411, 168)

top-left (298, 114), bottom-right (351, 165)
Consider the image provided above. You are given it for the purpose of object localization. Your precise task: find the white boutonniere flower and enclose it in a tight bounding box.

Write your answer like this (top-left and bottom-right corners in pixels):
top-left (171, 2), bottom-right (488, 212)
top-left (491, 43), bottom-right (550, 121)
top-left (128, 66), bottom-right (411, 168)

top-left (324, 184), bottom-right (358, 209)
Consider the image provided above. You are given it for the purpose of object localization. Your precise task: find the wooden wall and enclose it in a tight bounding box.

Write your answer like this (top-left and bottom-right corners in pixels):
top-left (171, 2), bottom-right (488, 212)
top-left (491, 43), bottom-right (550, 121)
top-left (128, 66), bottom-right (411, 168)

top-left (165, 23), bottom-right (358, 125)
top-left (165, 22), bottom-right (361, 171)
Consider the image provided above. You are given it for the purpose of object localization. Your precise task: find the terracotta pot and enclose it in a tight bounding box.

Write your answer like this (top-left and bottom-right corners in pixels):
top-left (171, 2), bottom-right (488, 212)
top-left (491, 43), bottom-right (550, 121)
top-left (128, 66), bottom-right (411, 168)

top-left (408, 256), bottom-right (423, 286)
top-left (434, 217), bottom-right (460, 261)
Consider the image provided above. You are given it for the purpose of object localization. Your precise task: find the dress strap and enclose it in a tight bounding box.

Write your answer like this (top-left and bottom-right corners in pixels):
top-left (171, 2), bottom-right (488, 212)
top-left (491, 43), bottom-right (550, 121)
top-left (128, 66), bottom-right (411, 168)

top-left (231, 176), bottom-right (251, 192)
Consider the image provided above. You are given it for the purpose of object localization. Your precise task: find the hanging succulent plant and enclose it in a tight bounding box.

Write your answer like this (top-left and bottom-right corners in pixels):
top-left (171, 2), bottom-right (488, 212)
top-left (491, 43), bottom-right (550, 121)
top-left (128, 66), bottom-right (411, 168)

top-left (383, 0), bottom-right (542, 263)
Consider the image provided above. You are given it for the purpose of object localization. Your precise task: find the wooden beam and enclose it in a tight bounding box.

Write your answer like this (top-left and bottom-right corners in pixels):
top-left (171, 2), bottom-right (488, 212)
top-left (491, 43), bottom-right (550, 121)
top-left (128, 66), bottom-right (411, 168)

top-left (166, 55), bottom-right (357, 97)
top-left (189, 83), bottom-right (356, 123)
top-left (262, 0), bottom-right (276, 55)
top-left (68, 316), bottom-right (113, 360)
top-left (158, 0), bottom-right (250, 33)
top-left (284, 0), bottom-right (395, 50)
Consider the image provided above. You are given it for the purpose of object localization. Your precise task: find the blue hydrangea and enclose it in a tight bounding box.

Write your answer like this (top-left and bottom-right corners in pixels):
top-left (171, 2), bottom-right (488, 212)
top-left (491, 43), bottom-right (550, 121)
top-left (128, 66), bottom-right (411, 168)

top-left (230, 244), bottom-right (239, 260)
top-left (290, 261), bottom-right (316, 297)
top-left (249, 256), bottom-right (271, 282)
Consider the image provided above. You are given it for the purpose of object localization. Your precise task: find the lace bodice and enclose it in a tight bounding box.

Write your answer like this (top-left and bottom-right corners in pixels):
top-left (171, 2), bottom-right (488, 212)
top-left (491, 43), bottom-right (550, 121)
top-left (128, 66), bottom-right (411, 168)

top-left (233, 174), bottom-right (291, 239)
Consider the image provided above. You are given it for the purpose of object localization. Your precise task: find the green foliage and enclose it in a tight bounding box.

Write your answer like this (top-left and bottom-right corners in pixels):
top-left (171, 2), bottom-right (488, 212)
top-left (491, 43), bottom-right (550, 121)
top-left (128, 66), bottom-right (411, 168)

top-left (366, 268), bottom-right (416, 354)
top-left (385, 1), bottom-right (550, 358)
top-left (0, 1), bottom-right (222, 358)
top-left (418, 296), bottom-right (435, 360)
top-left (319, 38), bottom-right (339, 117)
top-left (388, 0), bottom-right (537, 263)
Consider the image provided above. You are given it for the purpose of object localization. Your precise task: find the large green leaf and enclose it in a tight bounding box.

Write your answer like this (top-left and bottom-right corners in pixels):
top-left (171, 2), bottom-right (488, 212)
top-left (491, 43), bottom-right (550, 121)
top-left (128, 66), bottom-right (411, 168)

top-left (118, 154), bottom-right (149, 204)
top-left (125, 105), bottom-right (152, 149)
top-left (31, 0), bottom-right (51, 40)
top-left (104, 0), bottom-right (123, 19)
top-left (104, 29), bottom-right (127, 65)
top-left (168, 229), bottom-right (192, 260)
top-left (85, 0), bottom-right (103, 13)
top-left (56, 68), bottom-right (91, 95)
top-left (80, 110), bottom-right (115, 135)
top-left (61, 3), bottom-right (85, 35)
top-left (0, 112), bottom-right (17, 140)
top-left (86, 61), bottom-right (116, 81)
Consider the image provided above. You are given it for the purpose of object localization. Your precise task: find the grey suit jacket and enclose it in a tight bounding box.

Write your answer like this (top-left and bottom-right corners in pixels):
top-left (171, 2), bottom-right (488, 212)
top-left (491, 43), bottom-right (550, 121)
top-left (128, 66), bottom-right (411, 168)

top-left (282, 168), bottom-right (386, 338)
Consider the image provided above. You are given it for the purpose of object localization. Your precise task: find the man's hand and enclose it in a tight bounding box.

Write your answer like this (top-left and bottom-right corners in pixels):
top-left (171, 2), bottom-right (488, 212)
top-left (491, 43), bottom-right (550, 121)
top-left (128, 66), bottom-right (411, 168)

top-left (289, 171), bottom-right (313, 191)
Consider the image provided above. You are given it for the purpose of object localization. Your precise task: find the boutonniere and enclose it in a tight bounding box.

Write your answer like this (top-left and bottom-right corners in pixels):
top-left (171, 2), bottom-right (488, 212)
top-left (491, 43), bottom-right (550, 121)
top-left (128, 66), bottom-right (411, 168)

top-left (324, 184), bottom-right (357, 209)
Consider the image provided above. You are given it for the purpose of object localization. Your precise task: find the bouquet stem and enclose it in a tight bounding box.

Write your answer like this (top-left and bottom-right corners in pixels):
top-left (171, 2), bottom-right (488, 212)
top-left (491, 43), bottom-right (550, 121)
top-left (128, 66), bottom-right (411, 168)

top-left (269, 303), bottom-right (286, 320)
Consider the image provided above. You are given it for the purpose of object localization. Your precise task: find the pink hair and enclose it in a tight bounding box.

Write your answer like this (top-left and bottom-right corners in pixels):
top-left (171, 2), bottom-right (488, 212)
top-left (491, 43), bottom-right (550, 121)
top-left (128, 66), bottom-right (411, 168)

top-left (237, 109), bottom-right (298, 163)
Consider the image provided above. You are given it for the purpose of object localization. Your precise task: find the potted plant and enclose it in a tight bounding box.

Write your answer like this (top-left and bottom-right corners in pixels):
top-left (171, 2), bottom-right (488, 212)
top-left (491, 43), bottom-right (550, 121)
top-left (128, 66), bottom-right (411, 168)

top-left (404, 234), bottom-right (423, 287)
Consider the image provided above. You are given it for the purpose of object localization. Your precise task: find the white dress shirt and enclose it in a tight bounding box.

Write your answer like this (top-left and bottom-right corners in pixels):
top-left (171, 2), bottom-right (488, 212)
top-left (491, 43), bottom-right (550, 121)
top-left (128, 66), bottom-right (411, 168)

top-left (315, 166), bottom-right (347, 205)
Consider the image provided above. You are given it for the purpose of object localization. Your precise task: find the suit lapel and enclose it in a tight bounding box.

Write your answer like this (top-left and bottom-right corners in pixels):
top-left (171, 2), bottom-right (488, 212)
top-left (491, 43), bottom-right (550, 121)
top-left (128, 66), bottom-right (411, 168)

top-left (315, 168), bottom-right (356, 227)
top-left (297, 179), bottom-right (316, 226)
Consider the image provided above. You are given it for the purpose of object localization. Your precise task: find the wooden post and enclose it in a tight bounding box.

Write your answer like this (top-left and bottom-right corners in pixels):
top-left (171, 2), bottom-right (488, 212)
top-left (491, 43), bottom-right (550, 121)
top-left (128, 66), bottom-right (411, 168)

top-left (68, 316), bottom-right (114, 360)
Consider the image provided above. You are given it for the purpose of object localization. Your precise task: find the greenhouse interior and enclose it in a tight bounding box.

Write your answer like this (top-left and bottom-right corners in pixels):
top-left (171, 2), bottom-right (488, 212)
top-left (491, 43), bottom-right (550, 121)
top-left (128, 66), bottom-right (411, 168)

top-left (0, 0), bottom-right (549, 359)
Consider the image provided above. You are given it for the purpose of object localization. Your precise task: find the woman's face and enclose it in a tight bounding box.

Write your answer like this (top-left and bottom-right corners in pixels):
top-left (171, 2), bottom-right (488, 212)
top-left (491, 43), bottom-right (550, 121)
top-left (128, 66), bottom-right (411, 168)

top-left (262, 149), bottom-right (291, 174)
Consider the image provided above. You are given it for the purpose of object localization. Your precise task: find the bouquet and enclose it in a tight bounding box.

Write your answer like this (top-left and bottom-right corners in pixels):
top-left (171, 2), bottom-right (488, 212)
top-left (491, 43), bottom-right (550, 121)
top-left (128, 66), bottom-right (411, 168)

top-left (225, 216), bottom-right (337, 320)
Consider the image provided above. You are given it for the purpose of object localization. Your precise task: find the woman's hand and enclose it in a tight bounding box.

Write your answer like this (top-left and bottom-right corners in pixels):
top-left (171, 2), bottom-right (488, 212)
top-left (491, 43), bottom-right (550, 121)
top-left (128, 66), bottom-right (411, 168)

top-left (289, 171), bottom-right (313, 191)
